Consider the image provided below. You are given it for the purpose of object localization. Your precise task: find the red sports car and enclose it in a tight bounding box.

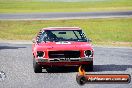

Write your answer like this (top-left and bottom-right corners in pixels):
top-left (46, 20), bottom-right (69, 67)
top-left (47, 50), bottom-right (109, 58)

top-left (32, 27), bottom-right (94, 73)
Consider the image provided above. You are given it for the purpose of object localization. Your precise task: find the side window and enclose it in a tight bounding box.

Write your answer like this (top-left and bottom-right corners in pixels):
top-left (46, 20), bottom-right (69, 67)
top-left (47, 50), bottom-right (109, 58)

top-left (37, 31), bottom-right (45, 43)
top-left (42, 32), bottom-right (47, 42)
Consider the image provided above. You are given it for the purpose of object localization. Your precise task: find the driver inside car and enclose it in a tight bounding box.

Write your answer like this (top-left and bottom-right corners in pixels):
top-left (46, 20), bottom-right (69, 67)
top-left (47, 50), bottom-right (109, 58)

top-left (45, 31), bottom-right (58, 40)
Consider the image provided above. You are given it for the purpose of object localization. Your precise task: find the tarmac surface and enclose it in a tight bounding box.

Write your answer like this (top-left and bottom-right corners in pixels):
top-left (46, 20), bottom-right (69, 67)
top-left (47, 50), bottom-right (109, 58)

top-left (0, 43), bottom-right (132, 88)
top-left (0, 11), bottom-right (132, 20)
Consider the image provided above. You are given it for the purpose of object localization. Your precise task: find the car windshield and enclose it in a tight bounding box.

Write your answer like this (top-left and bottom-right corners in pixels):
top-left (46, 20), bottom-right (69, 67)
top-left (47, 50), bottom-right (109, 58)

top-left (43, 30), bottom-right (87, 42)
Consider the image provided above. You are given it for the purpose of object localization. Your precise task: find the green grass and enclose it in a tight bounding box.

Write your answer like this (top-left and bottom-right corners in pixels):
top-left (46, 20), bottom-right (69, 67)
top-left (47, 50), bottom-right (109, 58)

top-left (0, 18), bottom-right (132, 46)
top-left (0, 0), bottom-right (132, 13)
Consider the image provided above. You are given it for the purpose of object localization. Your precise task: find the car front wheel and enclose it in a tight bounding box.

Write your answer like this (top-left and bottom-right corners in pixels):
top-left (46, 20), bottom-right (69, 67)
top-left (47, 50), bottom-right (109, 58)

top-left (83, 61), bottom-right (93, 72)
top-left (33, 57), bottom-right (42, 73)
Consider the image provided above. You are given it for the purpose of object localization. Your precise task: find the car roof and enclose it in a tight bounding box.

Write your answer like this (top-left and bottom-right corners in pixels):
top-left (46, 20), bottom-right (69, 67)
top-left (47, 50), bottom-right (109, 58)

top-left (42, 27), bottom-right (81, 31)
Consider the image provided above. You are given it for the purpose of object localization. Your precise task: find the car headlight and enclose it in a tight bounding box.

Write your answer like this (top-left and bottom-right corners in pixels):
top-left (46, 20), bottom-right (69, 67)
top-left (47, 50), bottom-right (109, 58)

top-left (37, 51), bottom-right (45, 57)
top-left (84, 50), bottom-right (92, 57)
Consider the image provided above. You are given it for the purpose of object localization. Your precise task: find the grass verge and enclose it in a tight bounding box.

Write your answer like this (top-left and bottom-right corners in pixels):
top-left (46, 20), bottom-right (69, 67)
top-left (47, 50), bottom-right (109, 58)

top-left (0, 18), bottom-right (132, 46)
top-left (0, 0), bottom-right (132, 13)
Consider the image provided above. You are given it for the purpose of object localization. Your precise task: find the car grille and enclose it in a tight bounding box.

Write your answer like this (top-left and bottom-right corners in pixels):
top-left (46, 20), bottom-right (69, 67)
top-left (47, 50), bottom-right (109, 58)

top-left (48, 51), bottom-right (80, 58)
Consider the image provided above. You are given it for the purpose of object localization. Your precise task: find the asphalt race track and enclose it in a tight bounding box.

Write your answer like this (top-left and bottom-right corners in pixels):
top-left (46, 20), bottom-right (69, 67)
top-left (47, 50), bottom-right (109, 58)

top-left (0, 11), bottom-right (132, 20)
top-left (0, 43), bottom-right (132, 88)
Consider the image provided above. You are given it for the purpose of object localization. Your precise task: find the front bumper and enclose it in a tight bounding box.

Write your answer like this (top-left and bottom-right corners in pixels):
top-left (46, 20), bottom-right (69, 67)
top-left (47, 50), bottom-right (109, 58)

top-left (36, 57), bottom-right (93, 67)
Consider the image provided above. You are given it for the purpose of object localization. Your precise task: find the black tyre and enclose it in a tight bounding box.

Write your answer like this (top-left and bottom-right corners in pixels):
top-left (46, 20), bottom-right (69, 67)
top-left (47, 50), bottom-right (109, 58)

top-left (83, 61), bottom-right (93, 72)
top-left (33, 57), bottom-right (42, 73)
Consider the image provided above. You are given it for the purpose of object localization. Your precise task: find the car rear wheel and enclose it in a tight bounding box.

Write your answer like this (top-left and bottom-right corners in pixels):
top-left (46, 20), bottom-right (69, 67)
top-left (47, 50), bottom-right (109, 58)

top-left (33, 57), bottom-right (42, 73)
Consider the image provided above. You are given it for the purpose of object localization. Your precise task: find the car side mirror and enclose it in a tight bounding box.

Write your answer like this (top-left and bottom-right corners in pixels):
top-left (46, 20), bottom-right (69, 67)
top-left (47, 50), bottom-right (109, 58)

top-left (87, 39), bottom-right (92, 42)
